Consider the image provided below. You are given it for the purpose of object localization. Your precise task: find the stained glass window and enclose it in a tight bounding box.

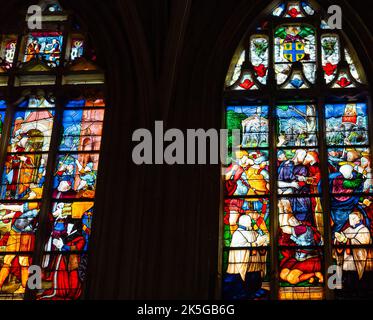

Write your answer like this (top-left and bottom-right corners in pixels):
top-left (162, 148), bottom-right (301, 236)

top-left (224, 0), bottom-right (372, 300)
top-left (0, 1), bottom-right (105, 300)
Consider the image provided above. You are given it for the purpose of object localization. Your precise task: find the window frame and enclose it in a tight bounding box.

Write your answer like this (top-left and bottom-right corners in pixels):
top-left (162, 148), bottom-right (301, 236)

top-left (221, 0), bottom-right (373, 300)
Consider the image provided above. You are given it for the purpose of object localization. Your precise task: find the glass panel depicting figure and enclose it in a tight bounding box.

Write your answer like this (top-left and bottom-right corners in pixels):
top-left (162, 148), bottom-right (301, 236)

top-left (330, 195), bottom-right (373, 243)
top-left (36, 200), bottom-right (93, 300)
top-left (276, 105), bottom-right (318, 147)
top-left (277, 149), bottom-right (321, 195)
top-left (278, 197), bottom-right (324, 243)
top-left (333, 249), bottom-right (373, 299)
top-left (0, 35), bottom-right (17, 69)
top-left (8, 110), bottom-right (55, 152)
top-left (52, 153), bottom-right (100, 199)
top-left (279, 249), bottom-right (324, 300)
top-left (328, 148), bottom-right (372, 194)
top-left (60, 109), bottom-right (104, 152)
top-left (224, 150), bottom-right (270, 197)
top-left (0, 202), bottom-right (40, 297)
top-left (37, 252), bottom-right (88, 300)
top-left (0, 254), bottom-right (33, 299)
top-left (332, 194), bottom-right (373, 298)
top-left (250, 36), bottom-right (269, 84)
top-left (224, 198), bottom-right (270, 249)
top-left (325, 103), bottom-right (368, 146)
top-left (0, 202), bottom-right (40, 252)
top-left (23, 32), bottom-right (63, 66)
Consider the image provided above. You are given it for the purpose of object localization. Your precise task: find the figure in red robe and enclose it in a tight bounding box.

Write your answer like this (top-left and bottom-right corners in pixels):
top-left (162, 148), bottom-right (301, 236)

top-left (279, 211), bottom-right (324, 285)
top-left (39, 222), bottom-right (85, 300)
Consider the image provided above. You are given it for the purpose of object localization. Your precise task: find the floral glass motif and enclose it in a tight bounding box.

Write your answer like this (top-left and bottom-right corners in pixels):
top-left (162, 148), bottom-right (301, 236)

top-left (277, 148), bottom-right (321, 195)
top-left (0, 94), bottom-right (55, 202)
top-left (278, 249), bottom-right (324, 300)
top-left (328, 147), bottom-right (372, 194)
top-left (53, 153), bottom-right (99, 200)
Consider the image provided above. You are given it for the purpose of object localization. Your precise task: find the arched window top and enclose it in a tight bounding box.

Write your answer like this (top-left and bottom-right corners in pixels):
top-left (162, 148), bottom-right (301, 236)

top-left (225, 0), bottom-right (366, 91)
top-left (0, 0), bottom-right (105, 300)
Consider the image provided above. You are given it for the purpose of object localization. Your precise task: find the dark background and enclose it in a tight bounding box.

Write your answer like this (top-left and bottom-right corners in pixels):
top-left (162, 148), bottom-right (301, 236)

top-left (0, 0), bottom-right (372, 299)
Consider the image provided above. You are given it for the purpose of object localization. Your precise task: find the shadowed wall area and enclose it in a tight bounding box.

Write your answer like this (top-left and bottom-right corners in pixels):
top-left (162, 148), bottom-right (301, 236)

top-left (0, 0), bottom-right (371, 299)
